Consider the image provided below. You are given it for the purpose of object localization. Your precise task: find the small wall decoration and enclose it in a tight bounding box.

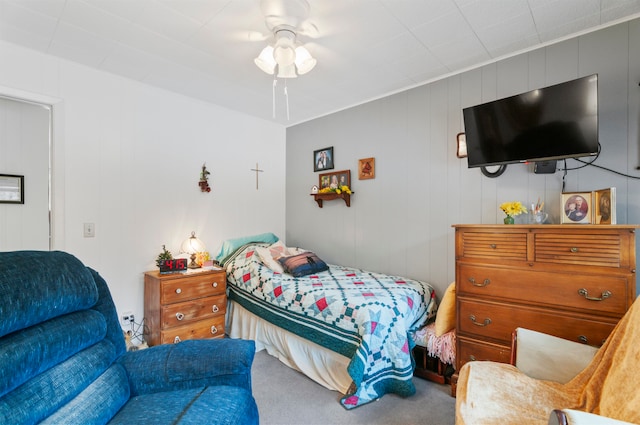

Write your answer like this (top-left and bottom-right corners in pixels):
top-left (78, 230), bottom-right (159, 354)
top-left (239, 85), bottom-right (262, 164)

top-left (319, 169), bottom-right (350, 191)
top-left (0, 174), bottom-right (24, 204)
top-left (358, 157), bottom-right (375, 180)
top-left (199, 164), bottom-right (211, 192)
top-left (310, 185), bottom-right (318, 194)
top-left (561, 192), bottom-right (592, 224)
top-left (314, 147), bottom-right (334, 172)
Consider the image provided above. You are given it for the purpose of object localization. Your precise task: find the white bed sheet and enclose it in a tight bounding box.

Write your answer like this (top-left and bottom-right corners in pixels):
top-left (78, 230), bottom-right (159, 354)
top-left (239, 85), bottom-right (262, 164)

top-left (226, 299), bottom-right (352, 394)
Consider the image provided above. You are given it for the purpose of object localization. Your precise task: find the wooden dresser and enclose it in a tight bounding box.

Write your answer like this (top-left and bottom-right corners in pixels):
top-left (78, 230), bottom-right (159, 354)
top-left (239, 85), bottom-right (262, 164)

top-left (144, 268), bottom-right (226, 346)
top-left (453, 224), bottom-right (638, 373)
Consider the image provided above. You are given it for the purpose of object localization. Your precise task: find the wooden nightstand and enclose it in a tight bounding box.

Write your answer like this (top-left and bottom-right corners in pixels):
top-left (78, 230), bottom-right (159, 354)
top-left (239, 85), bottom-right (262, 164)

top-left (144, 268), bottom-right (226, 346)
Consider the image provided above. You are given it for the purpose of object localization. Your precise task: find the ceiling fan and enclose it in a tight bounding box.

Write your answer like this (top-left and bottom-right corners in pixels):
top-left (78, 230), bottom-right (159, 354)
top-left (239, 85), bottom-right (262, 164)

top-left (253, 0), bottom-right (319, 79)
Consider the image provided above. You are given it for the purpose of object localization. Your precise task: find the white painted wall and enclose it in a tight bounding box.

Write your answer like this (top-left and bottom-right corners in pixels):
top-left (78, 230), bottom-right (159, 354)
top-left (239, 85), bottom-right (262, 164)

top-left (286, 20), bottom-right (640, 298)
top-left (0, 41), bottom-right (286, 327)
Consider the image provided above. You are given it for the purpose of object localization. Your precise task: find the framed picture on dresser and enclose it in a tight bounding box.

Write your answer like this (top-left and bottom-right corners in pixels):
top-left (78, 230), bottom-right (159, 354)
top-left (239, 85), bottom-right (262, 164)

top-left (561, 192), bottom-right (592, 224)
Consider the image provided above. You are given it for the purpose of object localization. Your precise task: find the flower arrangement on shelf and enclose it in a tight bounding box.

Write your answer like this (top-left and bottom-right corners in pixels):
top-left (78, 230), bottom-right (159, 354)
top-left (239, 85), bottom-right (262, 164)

top-left (318, 185), bottom-right (352, 195)
top-left (500, 201), bottom-right (527, 224)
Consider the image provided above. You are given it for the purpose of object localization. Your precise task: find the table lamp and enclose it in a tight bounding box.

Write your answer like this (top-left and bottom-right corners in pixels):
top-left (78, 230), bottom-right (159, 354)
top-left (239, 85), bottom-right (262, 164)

top-left (180, 231), bottom-right (206, 268)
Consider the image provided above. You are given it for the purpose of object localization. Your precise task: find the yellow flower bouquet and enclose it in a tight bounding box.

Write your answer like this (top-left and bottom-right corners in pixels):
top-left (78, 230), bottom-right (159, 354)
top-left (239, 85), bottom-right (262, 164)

top-left (318, 185), bottom-right (352, 195)
top-left (500, 201), bottom-right (527, 224)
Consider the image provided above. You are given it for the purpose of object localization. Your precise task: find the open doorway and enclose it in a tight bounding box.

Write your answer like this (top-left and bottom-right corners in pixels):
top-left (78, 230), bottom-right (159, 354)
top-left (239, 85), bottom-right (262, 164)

top-left (0, 96), bottom-right (51, 251)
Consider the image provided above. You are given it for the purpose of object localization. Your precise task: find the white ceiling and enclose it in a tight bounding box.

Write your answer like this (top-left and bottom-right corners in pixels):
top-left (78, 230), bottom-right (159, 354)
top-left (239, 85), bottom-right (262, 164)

top-left (1, 0), bottom-right (640, 127)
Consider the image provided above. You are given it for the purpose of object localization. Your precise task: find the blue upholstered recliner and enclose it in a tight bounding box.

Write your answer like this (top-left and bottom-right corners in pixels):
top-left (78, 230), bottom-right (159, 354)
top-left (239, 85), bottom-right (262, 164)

top-left (0, 251), bottom-right (259, 424)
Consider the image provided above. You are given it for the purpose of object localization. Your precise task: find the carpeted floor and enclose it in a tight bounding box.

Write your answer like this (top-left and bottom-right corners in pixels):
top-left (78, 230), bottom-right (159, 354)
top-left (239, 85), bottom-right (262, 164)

top-left (251, 350), bottom-right (456, 425)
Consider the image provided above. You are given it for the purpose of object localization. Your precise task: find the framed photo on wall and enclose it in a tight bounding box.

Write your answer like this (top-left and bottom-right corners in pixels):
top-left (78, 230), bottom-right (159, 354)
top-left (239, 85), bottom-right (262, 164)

top-left (319, 170), bottom-right (350, 189)
top-left (313, 147), bottom-right (334, 172)
top-left (358, 157), bottom-right (375, 180)
top-left (561, 192), bottom-right (592, 224)
top-left (0, 174), bottom-right (24, 204)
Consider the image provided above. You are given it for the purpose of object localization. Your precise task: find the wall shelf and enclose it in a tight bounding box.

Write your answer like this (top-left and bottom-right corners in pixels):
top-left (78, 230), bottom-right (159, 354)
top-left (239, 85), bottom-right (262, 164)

top-left (311, 192), bottom-right (353, 208)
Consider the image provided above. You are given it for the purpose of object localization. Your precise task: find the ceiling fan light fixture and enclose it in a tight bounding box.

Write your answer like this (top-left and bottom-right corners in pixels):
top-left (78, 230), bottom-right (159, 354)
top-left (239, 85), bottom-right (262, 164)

top-left (254, 45), bottom-right (276, 74)
top-left (294, 45), bottom-right (316, 74)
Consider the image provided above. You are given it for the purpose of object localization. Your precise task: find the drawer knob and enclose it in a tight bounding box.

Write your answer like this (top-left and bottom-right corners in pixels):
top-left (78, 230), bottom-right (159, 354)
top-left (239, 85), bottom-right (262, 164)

top-left (212, 305), bottom-right (219, 313)
top-left (174, 336), bottom-right (181, 343)
top-left (489, 244), bottom-right (497, 249)
top-left (211, 326), bottom-right (218, 335)
top-left (212, 282), bottom-right (218, 288)
top-left (469, 315), bottom-right (491, 327)
top-left (469, 355), bottom-right (477, 361)
top-left (175, 288), bottom-right (182, 294)
top-left (468, 277), bottom-right (490, 287)
top-left (578, 288), bottom-right (612, 301)
top-left (578, 335), bottom-right (588, 344)
top-left (570, 247), bottom-right (579, 253)
top-left (176, 312), bottom-right (185, 321)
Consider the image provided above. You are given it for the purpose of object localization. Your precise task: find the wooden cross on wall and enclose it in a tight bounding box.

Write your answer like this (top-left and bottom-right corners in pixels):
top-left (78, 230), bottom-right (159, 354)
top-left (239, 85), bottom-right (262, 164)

top-left (250, 163), bottom-right (264, 190)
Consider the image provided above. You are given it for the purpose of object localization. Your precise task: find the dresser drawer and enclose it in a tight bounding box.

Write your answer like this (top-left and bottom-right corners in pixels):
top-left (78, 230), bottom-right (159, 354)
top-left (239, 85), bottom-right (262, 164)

top-left (161, 273), bottom-right (225, 304)
top-left (458, 298), bottom-right (615, 346)
top-left (161, 294), bottom-right (226, 328)
top-left (534, 233), bottom-right (621, 267)
top-left (160, 316), bottom-right (225, 344)
top-left (460, 231), bottom-right (527, 261)
top-left (457, 264), bottom-right (629, 316)
top-left (457, 336), bottom-right (511, 370)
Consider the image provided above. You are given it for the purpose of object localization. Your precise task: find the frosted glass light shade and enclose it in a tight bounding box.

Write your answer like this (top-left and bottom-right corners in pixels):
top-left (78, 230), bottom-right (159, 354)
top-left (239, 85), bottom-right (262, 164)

top-left (277, 63), bottom-right (297, 78)
top-left (180, 231), bottom-right (206, 268)
top-left (294, 46), bottom-right (316, 75)
top-left (254, 45), bottom-right (276, 74)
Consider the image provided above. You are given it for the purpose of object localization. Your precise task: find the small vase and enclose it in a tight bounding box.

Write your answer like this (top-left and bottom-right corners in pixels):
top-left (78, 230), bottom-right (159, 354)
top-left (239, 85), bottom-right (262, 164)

top-left (504, 215), bottom-right (515, 225)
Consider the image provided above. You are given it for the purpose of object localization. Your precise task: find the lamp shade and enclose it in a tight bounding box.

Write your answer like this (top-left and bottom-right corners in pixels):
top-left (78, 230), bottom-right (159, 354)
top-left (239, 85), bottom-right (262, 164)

top-left (180, 231), bottom-right (206, 254)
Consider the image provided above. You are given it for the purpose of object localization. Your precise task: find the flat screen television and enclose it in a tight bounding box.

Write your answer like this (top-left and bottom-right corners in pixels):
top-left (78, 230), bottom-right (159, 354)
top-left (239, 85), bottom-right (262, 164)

top-left (462, 74), bottom-right (599, 168)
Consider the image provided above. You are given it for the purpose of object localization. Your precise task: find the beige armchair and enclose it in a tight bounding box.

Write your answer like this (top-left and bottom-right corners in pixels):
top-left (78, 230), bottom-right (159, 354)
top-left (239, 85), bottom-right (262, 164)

top-left (455, 296), bottom-right (640, 425)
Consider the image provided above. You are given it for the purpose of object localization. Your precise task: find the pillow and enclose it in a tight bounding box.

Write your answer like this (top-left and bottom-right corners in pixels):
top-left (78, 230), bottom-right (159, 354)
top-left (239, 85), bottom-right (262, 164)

top-left (255, 246), bottom-right (285, 273)
top-left (215, 232), bottom-right (279, 262)
top-left (435, 282), bottom-right (456, 337)
top-left (278, 252), bottom-right (329, 277)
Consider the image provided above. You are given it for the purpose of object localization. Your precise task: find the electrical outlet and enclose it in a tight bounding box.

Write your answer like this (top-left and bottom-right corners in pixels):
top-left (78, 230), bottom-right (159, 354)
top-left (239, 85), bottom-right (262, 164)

top-left (121, 311), bottom-right (134, 326)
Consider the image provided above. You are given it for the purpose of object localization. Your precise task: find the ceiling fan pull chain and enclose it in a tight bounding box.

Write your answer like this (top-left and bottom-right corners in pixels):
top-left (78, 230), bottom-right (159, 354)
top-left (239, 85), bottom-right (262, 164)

top-left (272, 77), bottom-right (277, 119)
top-left (284, 80), bottom-right (290, 121)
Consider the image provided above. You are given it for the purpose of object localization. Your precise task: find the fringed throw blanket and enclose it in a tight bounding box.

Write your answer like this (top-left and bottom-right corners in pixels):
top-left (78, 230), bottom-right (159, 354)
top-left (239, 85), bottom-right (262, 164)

top-left (223, 244), bottom-right (437, 409)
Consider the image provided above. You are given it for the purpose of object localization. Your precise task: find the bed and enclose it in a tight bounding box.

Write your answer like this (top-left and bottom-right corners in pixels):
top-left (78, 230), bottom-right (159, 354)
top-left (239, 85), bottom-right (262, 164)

top-left (219, 235), bottom-right (437, 409)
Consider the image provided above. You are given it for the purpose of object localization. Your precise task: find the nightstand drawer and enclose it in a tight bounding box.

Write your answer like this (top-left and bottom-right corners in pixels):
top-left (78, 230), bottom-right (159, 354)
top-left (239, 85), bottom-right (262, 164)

top-left (161, 273), bottom-right (225, 304)
top-left (457, 264), bottom-right (629, 315)
top-left (160, 316), bottom-right (225, 344)
top-left (458, 298), bottom-right (616, 346)
top-left (161, 294), bottom-right (226, 328)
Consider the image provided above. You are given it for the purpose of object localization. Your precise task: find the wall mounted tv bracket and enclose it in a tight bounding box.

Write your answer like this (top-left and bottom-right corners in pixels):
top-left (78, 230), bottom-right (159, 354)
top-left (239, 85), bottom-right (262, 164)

top-left (481, 165), bottom-right (507, 178)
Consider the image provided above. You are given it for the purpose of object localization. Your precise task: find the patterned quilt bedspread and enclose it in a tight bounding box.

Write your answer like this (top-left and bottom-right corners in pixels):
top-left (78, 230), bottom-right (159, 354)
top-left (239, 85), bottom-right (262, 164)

top-left (223, 243), bottom-right (437, 409)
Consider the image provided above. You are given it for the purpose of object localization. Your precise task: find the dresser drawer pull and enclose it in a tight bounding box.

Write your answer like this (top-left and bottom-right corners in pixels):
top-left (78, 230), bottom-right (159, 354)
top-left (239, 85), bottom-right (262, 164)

top-left (174, 336), bottom-right (181, 343)
top-left (212, 305), bottom-right (219, 313)
top-left (578, 288), bottom-right (612, 301)
top-left (469, 315), bottom-right (491, 327)
top-left (175, 288), bottom-right (182, 294)
top-left (469, 355), bottom-right (477, 361)
top-left (211, 326), bottom-right (218, 335)
top-left (570, 247), bottom-right (579, 253)
top-left (468, 277), bottom-right (490, 287)
top-left (212, 282), bottom-right (218, 288)
top-left (489, 244), bottom-right (497, 249)
top-left (176, 312), bottom-right (185, 321)
top-left (578, 335), bottom-right (588, 344)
